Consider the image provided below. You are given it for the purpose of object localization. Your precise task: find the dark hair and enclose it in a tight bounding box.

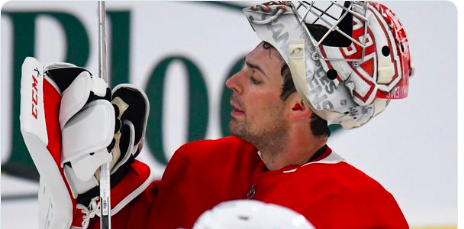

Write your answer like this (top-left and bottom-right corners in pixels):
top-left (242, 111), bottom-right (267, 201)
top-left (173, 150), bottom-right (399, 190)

top-left (262, 41), bottom-right (329, 138)
top-left (280, 63), bottom-right (330, 138)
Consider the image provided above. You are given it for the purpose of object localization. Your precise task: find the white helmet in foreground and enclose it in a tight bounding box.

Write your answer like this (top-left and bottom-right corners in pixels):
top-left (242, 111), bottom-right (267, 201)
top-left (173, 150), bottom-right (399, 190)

top-left (192, 200), bottom-right (315, 229)
top-left (243, 1), bottom-right (414, 129)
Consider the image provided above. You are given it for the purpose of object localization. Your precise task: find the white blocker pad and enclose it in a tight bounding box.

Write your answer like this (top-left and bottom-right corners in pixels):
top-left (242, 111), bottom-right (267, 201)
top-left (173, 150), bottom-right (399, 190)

top-left (59, 71), bottom-right (108, 130)
top-left (20, 57), bottom-right (74, 229)
top-left (61, 100), bottom-right (115, 182)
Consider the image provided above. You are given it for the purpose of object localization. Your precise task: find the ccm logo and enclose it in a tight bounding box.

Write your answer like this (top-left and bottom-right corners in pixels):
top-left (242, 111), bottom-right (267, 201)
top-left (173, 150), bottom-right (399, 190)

top-left (31, 68), bottom-right (40, 119)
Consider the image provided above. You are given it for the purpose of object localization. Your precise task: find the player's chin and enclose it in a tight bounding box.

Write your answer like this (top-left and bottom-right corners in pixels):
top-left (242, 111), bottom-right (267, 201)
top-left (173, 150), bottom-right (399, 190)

top-left (228, 120), bottom-right (244, 136)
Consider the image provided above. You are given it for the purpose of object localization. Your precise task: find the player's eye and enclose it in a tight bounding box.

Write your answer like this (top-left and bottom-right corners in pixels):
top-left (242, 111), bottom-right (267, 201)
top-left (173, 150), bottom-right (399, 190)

top-left (250, 76), bottom-right (261, 85)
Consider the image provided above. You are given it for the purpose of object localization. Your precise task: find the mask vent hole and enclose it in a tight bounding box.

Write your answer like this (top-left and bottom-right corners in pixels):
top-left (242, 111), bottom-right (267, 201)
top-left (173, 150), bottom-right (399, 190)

top-left (382, 46), bottom-right (390, 56)
top-left (327, 69), bottom-right (338, 80)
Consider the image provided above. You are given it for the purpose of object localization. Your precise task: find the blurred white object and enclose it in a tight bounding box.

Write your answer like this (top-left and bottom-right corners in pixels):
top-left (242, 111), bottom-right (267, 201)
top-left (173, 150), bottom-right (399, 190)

top-left (192, 200), bottom-right (315, 229)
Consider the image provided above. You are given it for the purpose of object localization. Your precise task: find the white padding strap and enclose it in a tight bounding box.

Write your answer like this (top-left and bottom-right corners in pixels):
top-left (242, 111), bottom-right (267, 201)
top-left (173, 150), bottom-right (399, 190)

top-left (288, 39), bottom-right (309, 105)
top-left (64, 165), bottom-right (99, 198)
top-left (61, 100), bottom-right (115, 181)
top-left (377, 56), bottom-right (395, 84)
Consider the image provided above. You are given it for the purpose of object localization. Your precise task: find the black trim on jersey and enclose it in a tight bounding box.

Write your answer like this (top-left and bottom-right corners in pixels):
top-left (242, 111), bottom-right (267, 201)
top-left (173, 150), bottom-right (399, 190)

top-left (308, 145), bottom-right (328, 163)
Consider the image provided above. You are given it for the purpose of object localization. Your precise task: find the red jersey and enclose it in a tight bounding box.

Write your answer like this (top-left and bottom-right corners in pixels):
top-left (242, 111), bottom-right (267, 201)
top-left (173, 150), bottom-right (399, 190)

top-left (87, 136), bottom-right (408, 229)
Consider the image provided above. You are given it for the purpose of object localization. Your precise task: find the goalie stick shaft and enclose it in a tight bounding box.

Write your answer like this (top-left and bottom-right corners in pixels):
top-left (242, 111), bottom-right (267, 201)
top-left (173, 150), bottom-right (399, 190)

top-left (98, 1), bottom-right (111, 229)
top-left (98, 1), bottom-right (109, 83)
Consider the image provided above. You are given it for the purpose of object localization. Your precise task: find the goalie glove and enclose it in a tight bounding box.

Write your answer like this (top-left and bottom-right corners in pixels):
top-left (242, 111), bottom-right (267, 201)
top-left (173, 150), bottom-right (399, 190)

top-left (20, 57), bottom-right (112, 229)
top-left (109, 84), bottom-right (150, 176)
top-left (20, 57), bottom-right (153, 229)
top-left (74, 84), bottom-right (153, 228)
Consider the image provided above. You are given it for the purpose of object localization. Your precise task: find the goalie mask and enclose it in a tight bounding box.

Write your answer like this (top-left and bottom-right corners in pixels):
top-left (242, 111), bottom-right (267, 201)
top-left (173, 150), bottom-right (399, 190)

top-left (243, 1), bottom-right (414, 129)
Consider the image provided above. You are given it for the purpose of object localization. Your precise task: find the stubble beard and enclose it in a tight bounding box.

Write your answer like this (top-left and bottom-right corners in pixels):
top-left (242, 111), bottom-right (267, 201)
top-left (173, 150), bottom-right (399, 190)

top-left (229, 105), bottom-right (289, 158)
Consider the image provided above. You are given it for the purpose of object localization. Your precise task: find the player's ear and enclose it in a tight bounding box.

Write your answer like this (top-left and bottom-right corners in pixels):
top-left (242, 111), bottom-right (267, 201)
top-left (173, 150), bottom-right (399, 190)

top-left (288, 94), bottom-right (310, 121)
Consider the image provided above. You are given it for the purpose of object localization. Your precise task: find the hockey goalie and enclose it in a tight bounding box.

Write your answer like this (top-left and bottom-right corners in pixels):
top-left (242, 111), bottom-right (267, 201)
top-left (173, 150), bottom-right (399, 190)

top-left (20, 1), bottom-right (414, 229)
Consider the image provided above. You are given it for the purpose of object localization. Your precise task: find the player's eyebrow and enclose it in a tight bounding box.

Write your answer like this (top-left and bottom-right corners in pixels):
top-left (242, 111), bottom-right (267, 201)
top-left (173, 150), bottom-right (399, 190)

top-left (245, 61), bottom-right (268, 79)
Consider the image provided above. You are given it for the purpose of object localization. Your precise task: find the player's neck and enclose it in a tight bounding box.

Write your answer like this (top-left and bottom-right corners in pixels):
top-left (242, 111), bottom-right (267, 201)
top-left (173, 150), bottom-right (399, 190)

top-left (259, 129), bottom-right (327, 171)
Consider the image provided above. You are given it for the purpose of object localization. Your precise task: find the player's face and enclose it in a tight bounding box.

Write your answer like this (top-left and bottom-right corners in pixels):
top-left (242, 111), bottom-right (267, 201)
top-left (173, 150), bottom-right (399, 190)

top-left (226, 43), bottom-right (289, 145)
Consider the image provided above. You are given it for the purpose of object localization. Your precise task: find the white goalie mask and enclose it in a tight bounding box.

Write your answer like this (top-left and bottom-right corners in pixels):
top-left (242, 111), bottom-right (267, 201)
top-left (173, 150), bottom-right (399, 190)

top-left (192, 200), bottom-right (315, 229)
top-left (243, 1), bottom-right (414, 129)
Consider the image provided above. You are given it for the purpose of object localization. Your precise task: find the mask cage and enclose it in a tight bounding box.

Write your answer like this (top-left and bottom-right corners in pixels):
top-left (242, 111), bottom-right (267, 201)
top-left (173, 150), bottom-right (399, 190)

top-left (292, 1), bottom-right (369, 65)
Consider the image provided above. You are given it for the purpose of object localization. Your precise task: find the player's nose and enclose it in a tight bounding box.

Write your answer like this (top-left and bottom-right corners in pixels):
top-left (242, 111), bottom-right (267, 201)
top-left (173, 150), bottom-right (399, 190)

top-left (226, 71), bottom-right (244, 94)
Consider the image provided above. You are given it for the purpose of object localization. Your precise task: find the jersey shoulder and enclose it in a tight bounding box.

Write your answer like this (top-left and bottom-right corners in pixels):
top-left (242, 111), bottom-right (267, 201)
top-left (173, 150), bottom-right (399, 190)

top-left (291, 152), bottom-right (407, 227)
top-left (297, 151), bottom-right (388, 193)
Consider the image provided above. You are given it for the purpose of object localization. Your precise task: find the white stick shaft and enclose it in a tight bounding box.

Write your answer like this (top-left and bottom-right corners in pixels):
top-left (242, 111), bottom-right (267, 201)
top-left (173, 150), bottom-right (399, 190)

top-left (98, 2), bottom-right (111, 229)
top-left (100, 162), bottom-right (111, 229)
top-left (98, 1), bottom-right (108, 82)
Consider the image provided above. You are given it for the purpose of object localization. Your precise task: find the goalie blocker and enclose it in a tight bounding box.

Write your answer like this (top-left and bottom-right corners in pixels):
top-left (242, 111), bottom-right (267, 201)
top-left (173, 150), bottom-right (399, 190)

top-left (20, 57), bottom-right (153, 229)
